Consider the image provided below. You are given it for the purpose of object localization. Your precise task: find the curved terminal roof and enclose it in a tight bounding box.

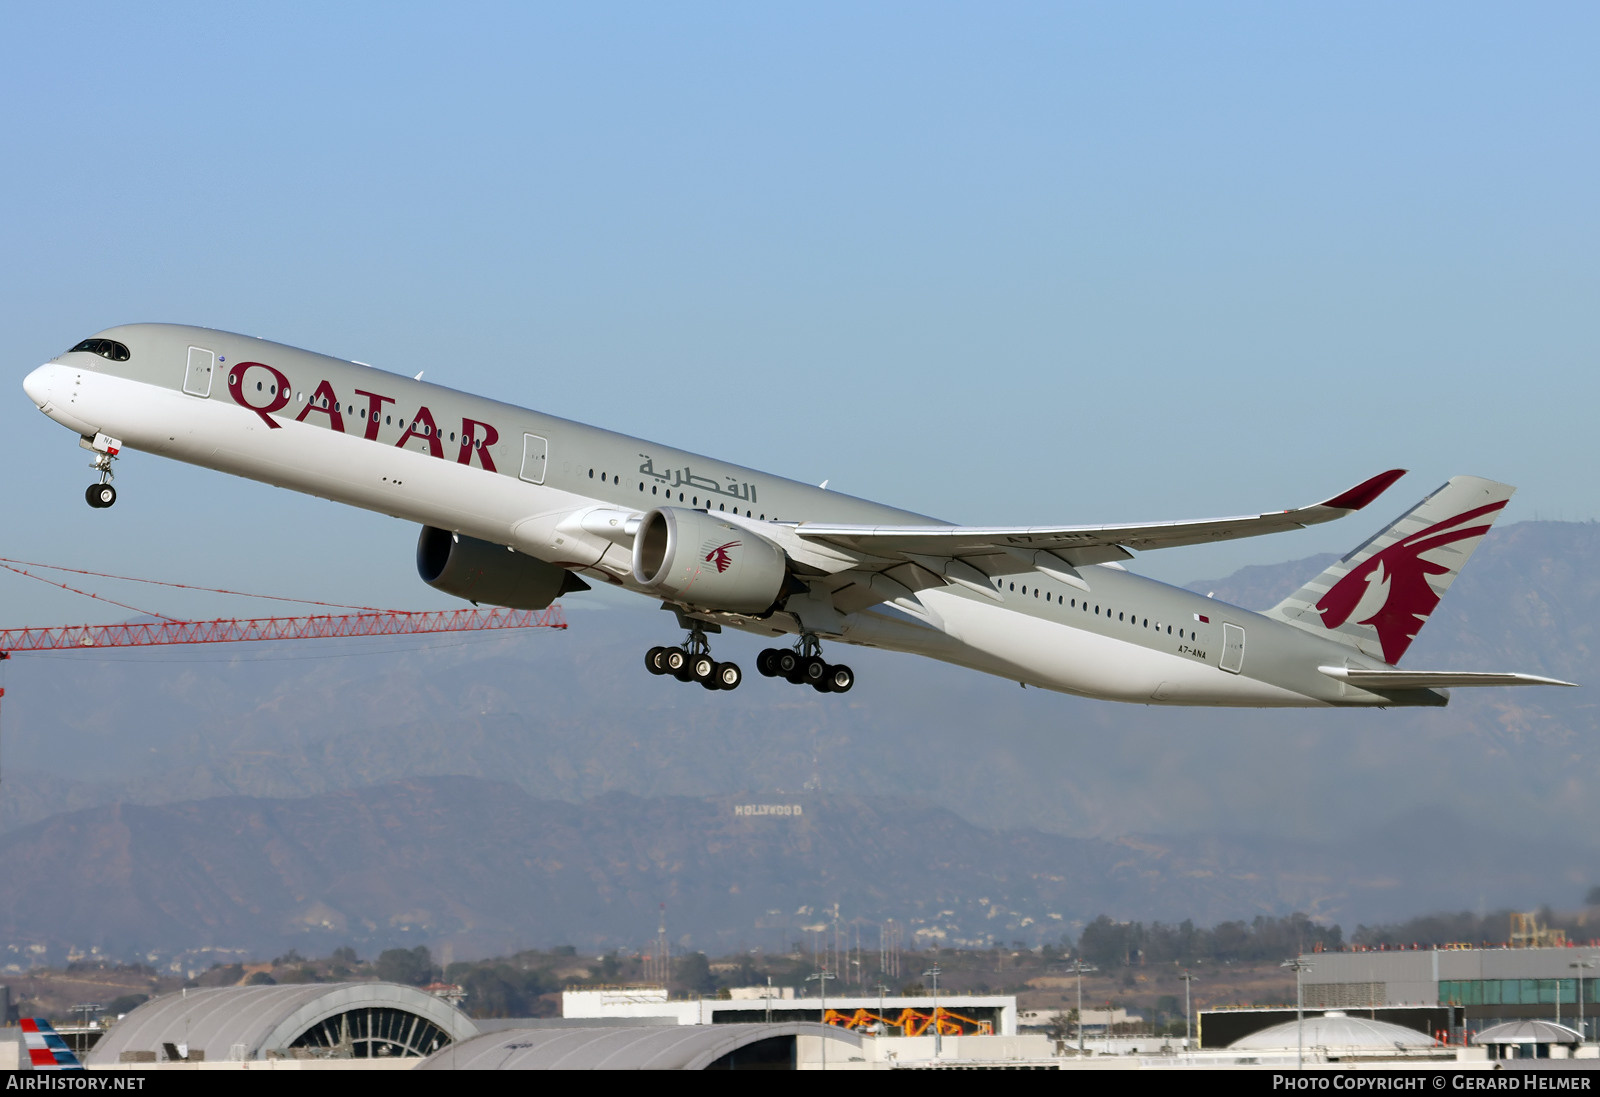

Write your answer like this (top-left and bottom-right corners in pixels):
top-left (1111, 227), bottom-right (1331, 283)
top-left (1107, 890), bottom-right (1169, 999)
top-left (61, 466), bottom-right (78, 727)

top-left (1229, 1011), bottom-right (1440, 1052)
top-left (88, 982), bottom-right (479, 1064)
top-left (1473, 1020), bottom-right (1583, 1046)
top-left (416, 1023), bottom-right (863, 1070)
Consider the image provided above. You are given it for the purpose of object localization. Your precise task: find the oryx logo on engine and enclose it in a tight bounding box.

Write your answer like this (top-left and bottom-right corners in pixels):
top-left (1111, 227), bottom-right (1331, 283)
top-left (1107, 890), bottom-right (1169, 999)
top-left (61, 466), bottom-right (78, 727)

top-left (703, 540), bottom-right (740, 573)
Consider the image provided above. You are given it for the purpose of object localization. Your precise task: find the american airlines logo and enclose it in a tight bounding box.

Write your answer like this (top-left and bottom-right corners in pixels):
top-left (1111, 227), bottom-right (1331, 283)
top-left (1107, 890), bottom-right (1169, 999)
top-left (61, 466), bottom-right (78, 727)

top-left (224, 361), bottom-right (500, 471)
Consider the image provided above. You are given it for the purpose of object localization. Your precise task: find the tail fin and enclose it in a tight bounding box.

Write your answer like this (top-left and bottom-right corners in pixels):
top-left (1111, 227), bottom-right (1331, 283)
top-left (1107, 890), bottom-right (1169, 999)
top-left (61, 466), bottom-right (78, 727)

top-left (21, 1018), bottom-right (84, 1070)
top-left (1265, 475), bottom-right (1513, 665)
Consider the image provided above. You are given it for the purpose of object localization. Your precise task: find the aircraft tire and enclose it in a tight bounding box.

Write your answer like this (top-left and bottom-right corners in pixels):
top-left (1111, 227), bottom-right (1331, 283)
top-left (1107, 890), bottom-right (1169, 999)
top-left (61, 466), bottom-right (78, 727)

top-left (776, 650), bottom-right (803, 682)
top-left (715, 662), bottom-right (742, 690)
top-left (664, 647), bottom-right (691, 681)
top-left (86, 484), bottom-right (116, 508)
top-left (645, 646), bottom-right (669, 675)
top-left (690, 654), bottom-right (716, 683)
top-left (756, 649), bottom-right (780, 677)
top-left (827, 664), bottom-right (855, 693)
top-left (800, 655), bottom-right (828, 686)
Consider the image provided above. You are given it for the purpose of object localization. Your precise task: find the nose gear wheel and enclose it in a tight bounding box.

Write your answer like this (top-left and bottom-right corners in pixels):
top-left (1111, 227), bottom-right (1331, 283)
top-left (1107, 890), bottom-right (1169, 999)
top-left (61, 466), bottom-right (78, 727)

top-left (85, 448), bottom-right (119, 509)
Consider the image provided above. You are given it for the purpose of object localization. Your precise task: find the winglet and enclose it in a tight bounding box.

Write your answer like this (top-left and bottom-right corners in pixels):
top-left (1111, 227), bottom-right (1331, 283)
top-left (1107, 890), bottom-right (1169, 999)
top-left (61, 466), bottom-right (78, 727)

top-left (1320, 469), bottom-right (1407, 513)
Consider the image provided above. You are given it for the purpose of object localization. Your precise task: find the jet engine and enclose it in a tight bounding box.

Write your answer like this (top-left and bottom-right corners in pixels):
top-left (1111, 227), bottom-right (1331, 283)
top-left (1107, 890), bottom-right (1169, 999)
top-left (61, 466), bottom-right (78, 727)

top-left (417, 526), bottom-right (589, 610)
top-left (631, 507), bottom-right (788, 614)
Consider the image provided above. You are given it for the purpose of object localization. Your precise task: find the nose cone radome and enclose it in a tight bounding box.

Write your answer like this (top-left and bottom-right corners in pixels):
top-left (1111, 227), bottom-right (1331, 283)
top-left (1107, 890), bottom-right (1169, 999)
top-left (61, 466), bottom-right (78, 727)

top-left (23, 363), bottom-right (56, 409)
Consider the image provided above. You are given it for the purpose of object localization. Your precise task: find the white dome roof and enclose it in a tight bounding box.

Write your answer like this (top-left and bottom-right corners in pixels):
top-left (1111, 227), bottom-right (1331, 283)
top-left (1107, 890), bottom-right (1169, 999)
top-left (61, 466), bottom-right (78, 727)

top-left (1473, 1020), bottom-right (1583, 1046)
top-left (1229, 1011), bottom-right (1440, 1051)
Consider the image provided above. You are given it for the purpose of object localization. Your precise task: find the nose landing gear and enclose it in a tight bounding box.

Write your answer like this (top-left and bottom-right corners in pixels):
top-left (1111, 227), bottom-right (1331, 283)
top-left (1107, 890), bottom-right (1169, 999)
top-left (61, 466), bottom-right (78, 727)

top-left (645, 620), bottom-right (743, 691)
top-left (756, 633), bottom-right (854, 693)
top-left (84, 434), bottom-right (121, 509)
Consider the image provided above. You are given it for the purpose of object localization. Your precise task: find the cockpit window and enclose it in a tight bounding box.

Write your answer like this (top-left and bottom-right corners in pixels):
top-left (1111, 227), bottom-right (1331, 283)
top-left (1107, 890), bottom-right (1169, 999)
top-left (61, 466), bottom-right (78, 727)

top-left (69, 338), bottom-right (131, 362)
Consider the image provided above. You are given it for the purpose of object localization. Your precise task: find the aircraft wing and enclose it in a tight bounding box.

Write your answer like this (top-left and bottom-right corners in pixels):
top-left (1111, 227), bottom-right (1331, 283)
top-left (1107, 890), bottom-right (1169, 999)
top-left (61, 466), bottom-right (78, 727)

top-left (1320, 668), bottom-right (1577, 690)
top-left (796, 469), bottom-right (1407, 568)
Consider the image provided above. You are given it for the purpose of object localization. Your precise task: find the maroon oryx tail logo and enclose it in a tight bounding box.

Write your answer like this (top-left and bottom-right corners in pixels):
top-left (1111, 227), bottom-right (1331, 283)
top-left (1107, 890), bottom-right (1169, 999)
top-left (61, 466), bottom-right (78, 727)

top-left (1315, 500), bottom-right (1505, 664)
top-left (705, 540), bottom-right (740, 574)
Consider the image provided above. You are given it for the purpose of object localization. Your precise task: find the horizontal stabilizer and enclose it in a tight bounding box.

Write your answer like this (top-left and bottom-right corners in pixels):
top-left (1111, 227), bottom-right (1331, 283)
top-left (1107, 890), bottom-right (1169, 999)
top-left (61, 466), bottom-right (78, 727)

top-left (1319, 667), bottom-right (1577, 690)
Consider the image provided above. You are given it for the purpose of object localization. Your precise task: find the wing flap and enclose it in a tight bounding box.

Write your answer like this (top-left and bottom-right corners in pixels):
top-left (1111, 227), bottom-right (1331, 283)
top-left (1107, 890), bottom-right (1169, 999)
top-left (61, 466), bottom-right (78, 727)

top-left (1319, 667), bottom-right (1577, 690)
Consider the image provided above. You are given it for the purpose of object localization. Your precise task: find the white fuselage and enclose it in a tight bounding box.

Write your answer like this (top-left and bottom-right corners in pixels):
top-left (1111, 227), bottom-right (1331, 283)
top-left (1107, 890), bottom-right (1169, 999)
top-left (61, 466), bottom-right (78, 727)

top-left (23, 323), bottom-right (1407, 707)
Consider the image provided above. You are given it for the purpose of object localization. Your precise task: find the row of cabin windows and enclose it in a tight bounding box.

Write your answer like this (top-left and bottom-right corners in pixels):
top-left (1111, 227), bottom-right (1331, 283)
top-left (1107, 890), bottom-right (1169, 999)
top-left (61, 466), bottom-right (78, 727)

top-left (587, 468), bottom-right (764, 519)
top-left (229, 378), bottom-right (489, 446)
top-left (998, 579), bottom-right (1194, 640)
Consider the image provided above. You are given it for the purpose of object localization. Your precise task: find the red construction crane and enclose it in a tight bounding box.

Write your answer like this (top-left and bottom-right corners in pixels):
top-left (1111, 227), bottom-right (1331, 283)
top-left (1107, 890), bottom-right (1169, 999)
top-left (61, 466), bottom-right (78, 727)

top-left (0, 554), bottom-right (567, 654)
top-left (0, 557), bottom-right (569, 768)
top-left (0, 604), bottom-right (565, 656)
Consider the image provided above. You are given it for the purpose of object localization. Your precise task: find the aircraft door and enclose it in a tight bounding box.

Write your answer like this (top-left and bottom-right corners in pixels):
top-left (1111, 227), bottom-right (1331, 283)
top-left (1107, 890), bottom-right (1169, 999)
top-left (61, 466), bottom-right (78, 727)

top-left (1220, 623), bottom-right (1246, 674)
top-left (519, 433), bottom-right (548, 484)
top-left (183, 346), bottom-right (215, 397)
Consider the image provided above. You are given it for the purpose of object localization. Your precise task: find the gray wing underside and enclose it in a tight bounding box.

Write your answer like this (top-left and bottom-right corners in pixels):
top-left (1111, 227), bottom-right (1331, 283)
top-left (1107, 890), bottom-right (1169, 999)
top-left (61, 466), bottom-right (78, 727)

top-left (790, 470), bottom-right (1408, 614)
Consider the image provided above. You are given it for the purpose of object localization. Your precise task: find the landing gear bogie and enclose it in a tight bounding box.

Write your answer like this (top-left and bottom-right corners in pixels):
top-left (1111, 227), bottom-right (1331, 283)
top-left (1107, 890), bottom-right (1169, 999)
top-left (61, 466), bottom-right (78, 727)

top-left (644, 624), bottom-right (744, 692)
top-left (645, 626), bottom-right (858, 696)
top-left (757, 638), bottom-right (856, 695)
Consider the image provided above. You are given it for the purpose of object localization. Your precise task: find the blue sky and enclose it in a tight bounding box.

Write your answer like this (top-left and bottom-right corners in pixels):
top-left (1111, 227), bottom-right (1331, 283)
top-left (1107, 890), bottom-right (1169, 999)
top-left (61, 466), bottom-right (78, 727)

top-left (2, 2), bottom-right (1596, 627)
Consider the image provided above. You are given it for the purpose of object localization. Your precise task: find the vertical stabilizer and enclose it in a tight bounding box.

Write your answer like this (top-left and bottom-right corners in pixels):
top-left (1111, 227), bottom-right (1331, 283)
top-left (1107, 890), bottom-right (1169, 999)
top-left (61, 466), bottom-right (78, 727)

top-left (1265, 476), bottom-right (1513, 665)
top-left (21, 1019), bottom-right (83, 1070)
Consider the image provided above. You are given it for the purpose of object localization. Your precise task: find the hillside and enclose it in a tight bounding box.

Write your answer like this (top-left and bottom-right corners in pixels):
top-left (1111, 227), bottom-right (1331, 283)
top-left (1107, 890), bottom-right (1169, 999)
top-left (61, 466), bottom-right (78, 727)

top-left (0, 521), bottom-right (1592, 960)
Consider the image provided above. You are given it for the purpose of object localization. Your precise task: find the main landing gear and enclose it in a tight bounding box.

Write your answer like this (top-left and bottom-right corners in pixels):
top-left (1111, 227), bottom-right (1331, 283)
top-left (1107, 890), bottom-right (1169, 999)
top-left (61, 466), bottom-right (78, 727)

top-left (756, 634), bottom-right (854, 694)
top-left (84, 435), bottom-right (120, 509)
top-left (645, 621), bottom-right (743, 691)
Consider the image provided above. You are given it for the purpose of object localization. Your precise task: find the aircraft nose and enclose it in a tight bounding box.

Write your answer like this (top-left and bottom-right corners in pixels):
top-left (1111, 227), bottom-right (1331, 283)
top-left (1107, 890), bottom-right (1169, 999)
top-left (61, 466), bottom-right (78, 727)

top-left (23, 363), bottom-right (56, 409)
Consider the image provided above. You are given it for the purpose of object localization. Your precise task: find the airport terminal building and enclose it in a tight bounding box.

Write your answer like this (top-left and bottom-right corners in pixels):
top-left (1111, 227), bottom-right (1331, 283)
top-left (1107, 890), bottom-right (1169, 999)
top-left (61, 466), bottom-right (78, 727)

top-left (1205, 946), bottom-right (1600, 1047)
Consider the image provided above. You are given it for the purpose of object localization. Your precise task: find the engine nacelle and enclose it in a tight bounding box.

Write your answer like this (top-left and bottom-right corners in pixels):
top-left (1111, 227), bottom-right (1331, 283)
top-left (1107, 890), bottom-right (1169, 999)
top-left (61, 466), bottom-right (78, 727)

top-left (631, 507), bottom-right (788, 614)
top-left (417, 526), bottom-right (588, 610)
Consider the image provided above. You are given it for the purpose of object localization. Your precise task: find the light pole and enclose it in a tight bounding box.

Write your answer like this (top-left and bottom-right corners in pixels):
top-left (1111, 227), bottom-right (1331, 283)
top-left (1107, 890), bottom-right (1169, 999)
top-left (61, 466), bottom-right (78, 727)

top-left (1282, 958), bottom-right (1313, 1070)
top-left (923, 963), bottom-right (943, 1057)
top-left (1064, 960), bottom-right (1096, 1056)
top-left (806, 970), bottom-right (835, 1070)
top-left (1569, 959), bottom-right (1596, 1041)
top-left (1179, 970), bottom-right (1197, 1057)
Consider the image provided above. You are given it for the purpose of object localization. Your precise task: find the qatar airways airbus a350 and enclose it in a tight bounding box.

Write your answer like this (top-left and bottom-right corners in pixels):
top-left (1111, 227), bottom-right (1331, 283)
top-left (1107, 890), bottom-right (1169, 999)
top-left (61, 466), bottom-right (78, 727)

top-left (22, 325), bottom-right (1573, 705)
